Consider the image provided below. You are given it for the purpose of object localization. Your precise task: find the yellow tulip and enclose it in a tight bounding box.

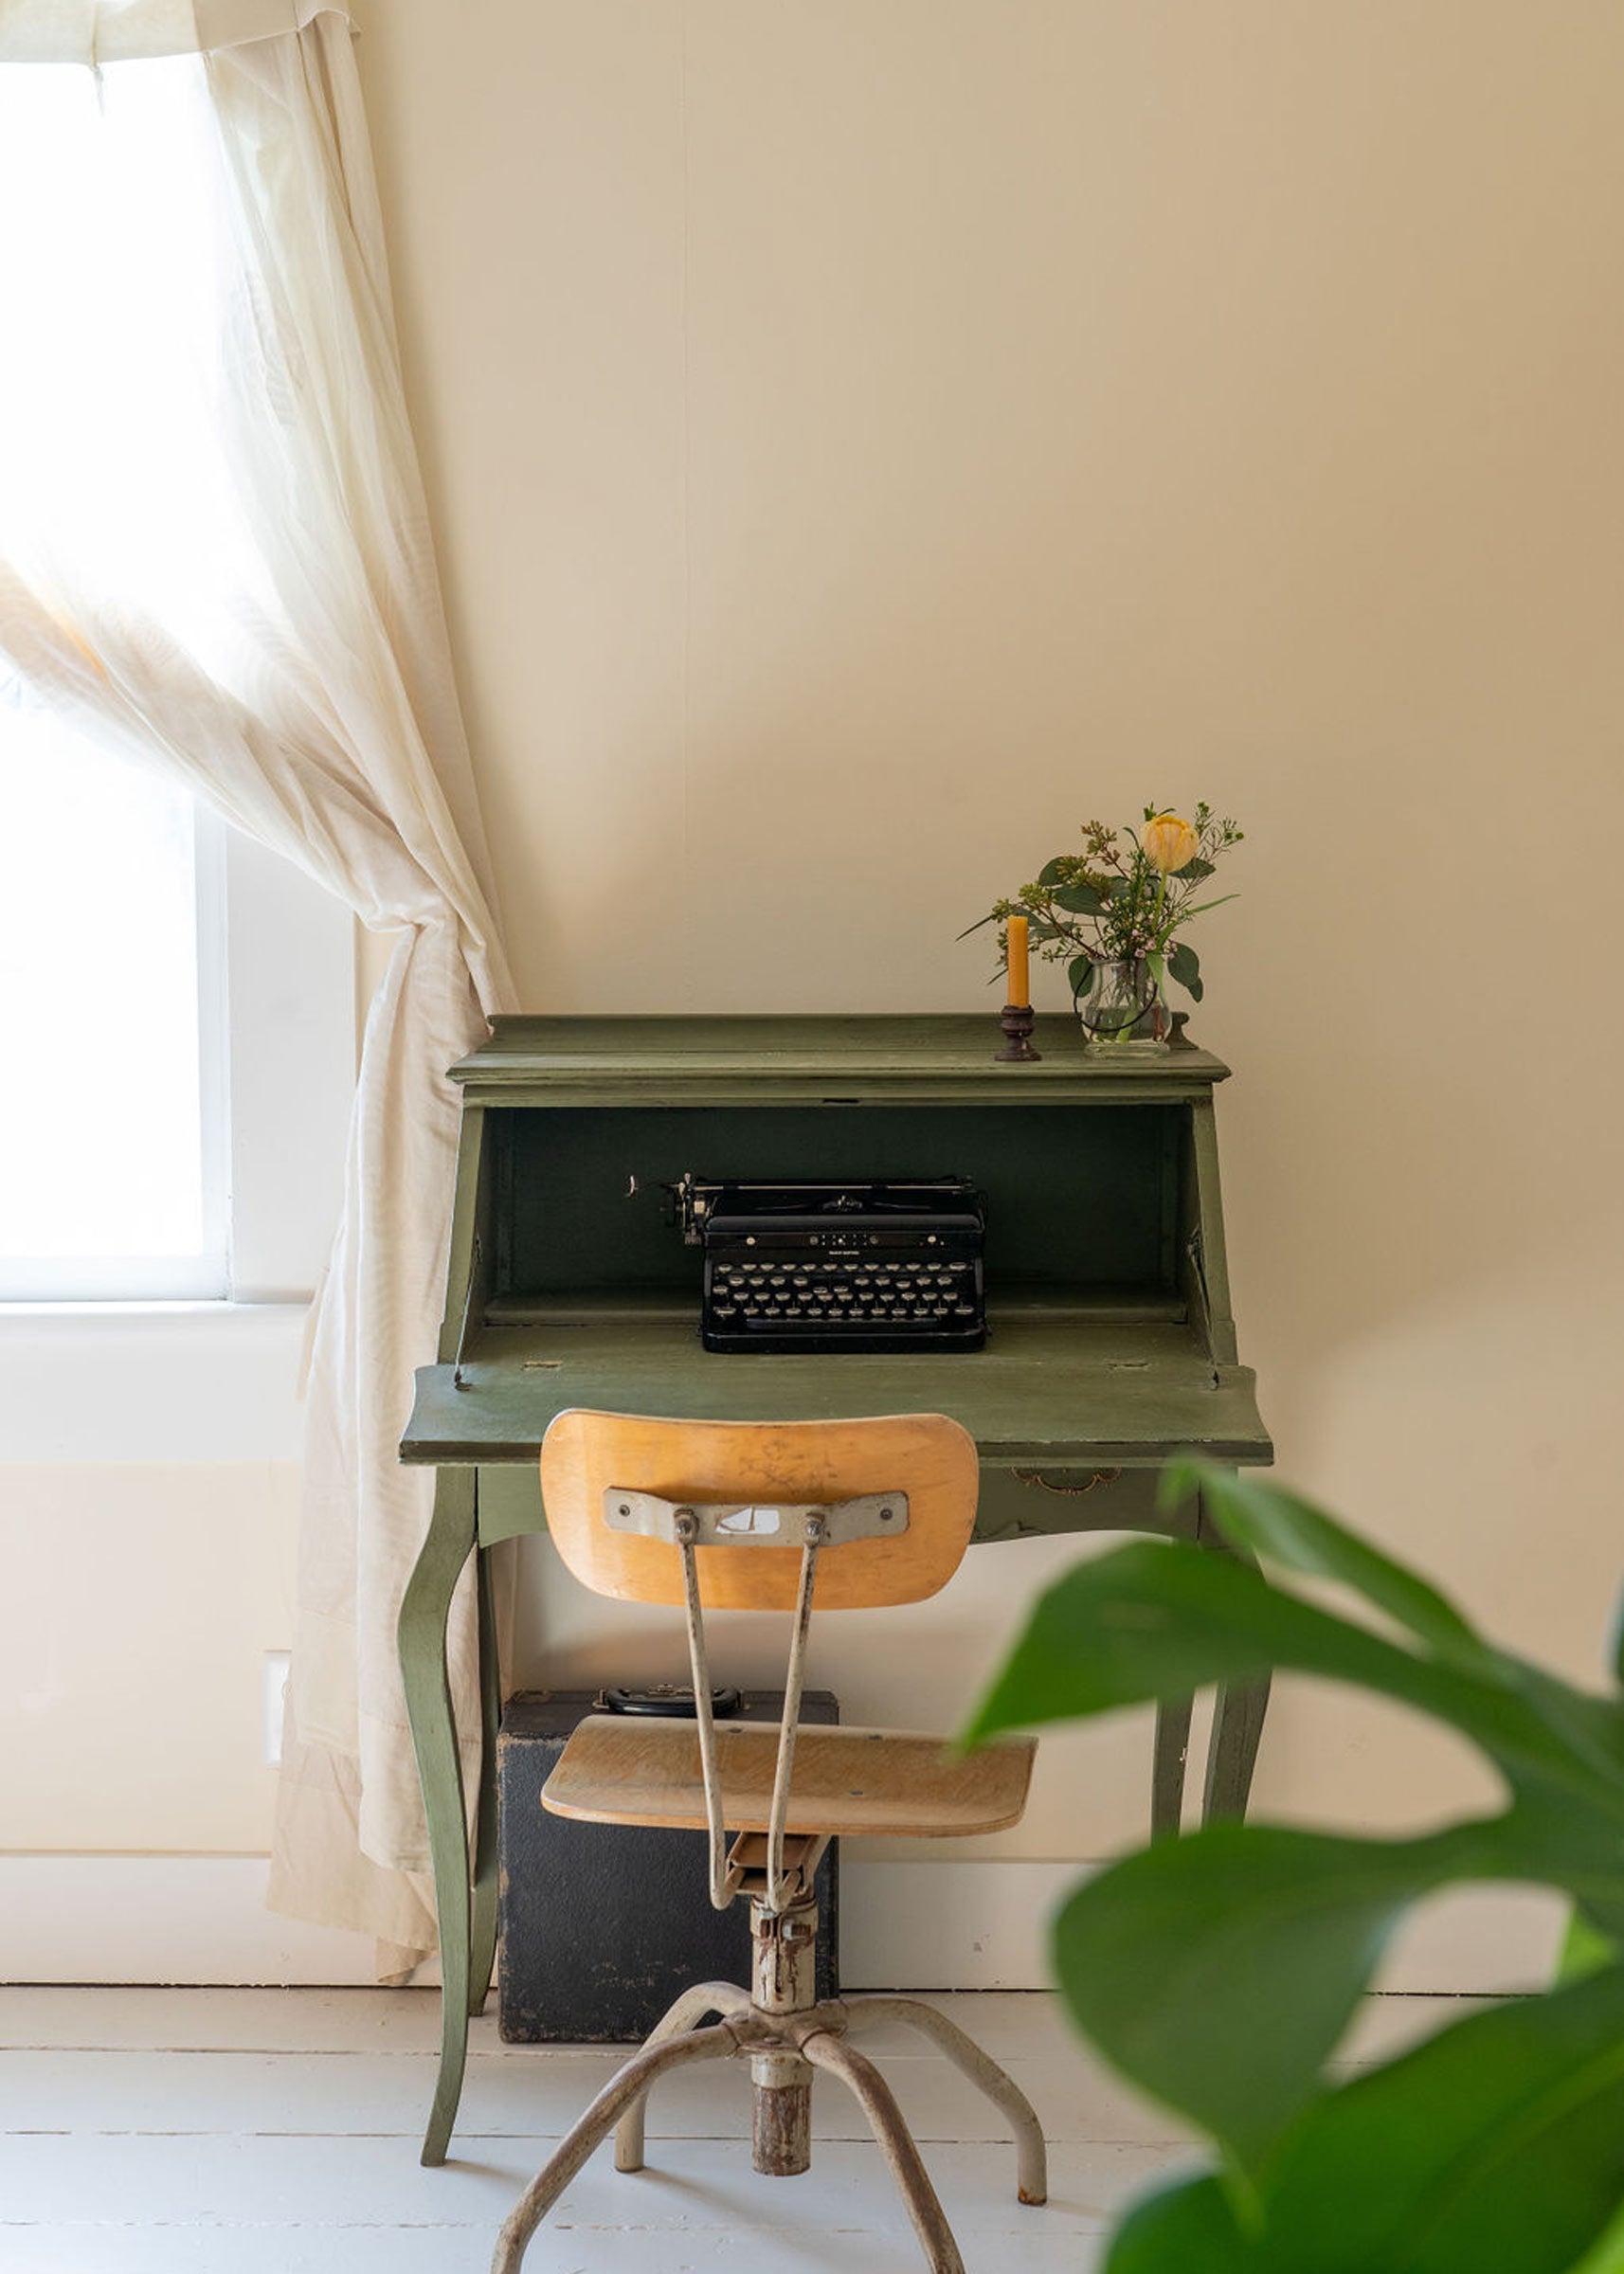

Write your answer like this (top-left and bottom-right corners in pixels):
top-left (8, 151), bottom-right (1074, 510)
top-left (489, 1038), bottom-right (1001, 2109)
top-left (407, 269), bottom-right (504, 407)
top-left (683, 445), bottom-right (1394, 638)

top-left (1143, 813), bottom-right (1200, 875)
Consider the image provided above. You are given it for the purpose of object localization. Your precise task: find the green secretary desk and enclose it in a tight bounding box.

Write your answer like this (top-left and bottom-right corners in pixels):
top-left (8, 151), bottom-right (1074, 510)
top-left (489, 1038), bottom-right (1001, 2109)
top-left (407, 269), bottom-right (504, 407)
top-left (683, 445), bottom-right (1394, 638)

top-left (397, 1013), bottom-right (1272, 2165)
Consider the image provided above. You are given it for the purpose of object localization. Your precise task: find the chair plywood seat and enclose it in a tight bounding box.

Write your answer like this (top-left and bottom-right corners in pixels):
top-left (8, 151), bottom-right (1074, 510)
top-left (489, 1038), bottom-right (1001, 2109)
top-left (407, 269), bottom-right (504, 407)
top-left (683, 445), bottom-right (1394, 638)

top-left (543, 1714), bottom-right (1036, 1838)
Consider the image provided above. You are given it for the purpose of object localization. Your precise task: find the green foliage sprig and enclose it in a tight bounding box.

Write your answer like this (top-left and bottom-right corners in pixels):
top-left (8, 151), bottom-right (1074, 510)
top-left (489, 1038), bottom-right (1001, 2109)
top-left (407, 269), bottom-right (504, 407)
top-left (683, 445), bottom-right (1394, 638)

top-left (965, 802), bottom-right (1243, 1004)
top-left (962, 1465), bottom-right (1624, 2274)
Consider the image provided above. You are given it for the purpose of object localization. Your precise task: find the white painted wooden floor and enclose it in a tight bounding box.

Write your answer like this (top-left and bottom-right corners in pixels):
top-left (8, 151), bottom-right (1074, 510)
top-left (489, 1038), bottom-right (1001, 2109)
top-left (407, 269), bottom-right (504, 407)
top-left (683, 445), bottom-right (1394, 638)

top-left (0, 1986), bottom-right (1465, 2272)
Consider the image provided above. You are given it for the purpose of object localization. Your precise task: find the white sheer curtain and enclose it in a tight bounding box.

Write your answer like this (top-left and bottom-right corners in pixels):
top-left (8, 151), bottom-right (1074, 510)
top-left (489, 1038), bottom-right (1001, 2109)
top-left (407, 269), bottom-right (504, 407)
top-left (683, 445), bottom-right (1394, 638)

top-left (0, 4), bottom-right (514, 1966)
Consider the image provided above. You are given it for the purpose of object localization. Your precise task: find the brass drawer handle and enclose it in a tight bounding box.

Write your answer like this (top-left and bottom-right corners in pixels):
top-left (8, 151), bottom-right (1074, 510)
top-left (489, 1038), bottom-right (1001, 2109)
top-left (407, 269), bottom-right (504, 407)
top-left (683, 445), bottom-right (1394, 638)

top-left (1012, 1466), bottom-right (1124, 1498)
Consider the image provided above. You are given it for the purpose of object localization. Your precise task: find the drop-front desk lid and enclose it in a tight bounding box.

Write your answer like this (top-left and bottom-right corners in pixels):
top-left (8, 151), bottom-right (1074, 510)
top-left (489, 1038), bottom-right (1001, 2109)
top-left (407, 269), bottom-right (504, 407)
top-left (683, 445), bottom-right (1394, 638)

top-left (400, 1307), bottom-right (1272, 1471)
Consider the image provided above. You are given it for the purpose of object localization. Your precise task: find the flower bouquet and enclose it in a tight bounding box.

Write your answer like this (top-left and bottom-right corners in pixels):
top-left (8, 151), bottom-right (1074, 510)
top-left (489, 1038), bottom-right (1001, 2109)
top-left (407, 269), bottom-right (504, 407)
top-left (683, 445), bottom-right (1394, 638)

top-left (970, 803), bottom-right (1243, 1050)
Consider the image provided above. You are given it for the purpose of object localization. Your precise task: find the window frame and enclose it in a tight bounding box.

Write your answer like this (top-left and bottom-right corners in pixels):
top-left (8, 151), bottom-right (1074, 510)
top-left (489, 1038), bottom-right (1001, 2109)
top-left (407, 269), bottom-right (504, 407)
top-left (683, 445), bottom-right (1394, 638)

top-left (218, 826), bottom-right (356, 1307)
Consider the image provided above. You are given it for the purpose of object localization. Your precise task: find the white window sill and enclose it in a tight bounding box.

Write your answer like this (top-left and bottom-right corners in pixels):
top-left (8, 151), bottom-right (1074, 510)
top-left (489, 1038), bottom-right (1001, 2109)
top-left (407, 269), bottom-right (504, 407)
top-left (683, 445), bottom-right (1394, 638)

top-left (0, 1301), bottom-right (312, 1464)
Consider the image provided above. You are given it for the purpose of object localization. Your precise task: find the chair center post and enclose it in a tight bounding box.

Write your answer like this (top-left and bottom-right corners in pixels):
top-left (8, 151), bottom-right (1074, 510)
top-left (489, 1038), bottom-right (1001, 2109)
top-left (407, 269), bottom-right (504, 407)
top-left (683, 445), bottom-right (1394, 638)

top-left (749, 1893), bottom-right (820, 2175)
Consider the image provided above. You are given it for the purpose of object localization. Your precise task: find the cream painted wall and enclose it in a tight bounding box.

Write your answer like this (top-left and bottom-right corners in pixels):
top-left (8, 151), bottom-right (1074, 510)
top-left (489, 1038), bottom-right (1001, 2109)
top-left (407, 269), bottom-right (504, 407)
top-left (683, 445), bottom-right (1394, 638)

top-left (358, 0), bottom-right (1624, 1864)
top-left (6, 4), bottom-right (1622, 1940)
top-left (0, 1462), bottom-right (299, 1851)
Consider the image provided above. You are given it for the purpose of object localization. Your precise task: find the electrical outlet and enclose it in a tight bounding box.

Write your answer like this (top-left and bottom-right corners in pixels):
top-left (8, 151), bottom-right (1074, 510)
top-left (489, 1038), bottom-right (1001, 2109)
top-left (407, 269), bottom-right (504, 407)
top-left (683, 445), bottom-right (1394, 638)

top-left (262, 1651), bottom-right (291, 1766)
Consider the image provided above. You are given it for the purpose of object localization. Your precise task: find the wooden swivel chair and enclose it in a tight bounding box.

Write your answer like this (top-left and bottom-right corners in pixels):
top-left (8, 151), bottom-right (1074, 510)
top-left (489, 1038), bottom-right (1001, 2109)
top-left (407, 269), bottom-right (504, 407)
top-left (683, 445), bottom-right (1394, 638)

top-left (493, 1408), bottom-right (1046, 2274)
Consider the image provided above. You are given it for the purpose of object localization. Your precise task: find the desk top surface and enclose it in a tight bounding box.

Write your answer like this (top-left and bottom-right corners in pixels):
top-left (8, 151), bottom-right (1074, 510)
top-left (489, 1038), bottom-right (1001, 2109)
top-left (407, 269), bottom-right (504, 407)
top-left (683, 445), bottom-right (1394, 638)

top-left (451, 1015), bottom-right (1230, 1101)
top-left (402, 1308), bottom-right (1271, 1470)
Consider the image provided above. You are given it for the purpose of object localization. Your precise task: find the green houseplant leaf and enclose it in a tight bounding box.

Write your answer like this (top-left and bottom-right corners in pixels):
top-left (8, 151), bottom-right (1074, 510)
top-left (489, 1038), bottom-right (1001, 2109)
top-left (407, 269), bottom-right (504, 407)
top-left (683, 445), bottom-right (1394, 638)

top-left (1568, 2200), bottom-right (1624, 2274)
top-left (1046, 1803), bottom-right (1624, 2176)
top-left (1105, 1966), bottom-right (1624, 2274)
top-left (1052, 1818), bottom-right (1489, 2169)
top-left (1105, 2175), bottom-right (1254, 2273)
top-left (961, 1469), bottom-right (1624, 2214)
top-left (1159, 1462), bottom-right (1491, 1668)
top-left (961, 1535), bottom-right (1624, 1819)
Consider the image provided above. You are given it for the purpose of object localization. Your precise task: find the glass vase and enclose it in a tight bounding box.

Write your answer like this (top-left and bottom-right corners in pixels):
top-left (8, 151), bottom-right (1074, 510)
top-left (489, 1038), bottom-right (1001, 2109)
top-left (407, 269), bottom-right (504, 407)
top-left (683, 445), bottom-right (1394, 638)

top-left (1073, 958), bottom-right (1172, 1053)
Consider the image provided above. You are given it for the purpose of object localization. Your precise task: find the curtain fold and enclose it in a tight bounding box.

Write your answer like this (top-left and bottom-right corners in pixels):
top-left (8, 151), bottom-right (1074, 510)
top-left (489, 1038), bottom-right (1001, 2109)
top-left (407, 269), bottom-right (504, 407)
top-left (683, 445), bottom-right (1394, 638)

top-left (0, 0), bottom-right (343, 66)
top-left (0, 11), bottom-right (513, 1964)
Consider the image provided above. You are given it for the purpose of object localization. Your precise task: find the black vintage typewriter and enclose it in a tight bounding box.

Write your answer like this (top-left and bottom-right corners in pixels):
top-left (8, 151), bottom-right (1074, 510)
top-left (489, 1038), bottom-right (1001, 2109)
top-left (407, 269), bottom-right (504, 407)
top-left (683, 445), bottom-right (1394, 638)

top-left (666, 1175), bottom-right (986, 1354)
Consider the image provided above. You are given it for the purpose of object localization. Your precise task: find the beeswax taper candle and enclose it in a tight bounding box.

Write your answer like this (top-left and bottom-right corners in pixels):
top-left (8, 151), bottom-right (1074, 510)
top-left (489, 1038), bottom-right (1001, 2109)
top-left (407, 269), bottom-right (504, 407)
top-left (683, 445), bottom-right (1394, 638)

top-left (1005, 913), bottom-right (1031, 1006)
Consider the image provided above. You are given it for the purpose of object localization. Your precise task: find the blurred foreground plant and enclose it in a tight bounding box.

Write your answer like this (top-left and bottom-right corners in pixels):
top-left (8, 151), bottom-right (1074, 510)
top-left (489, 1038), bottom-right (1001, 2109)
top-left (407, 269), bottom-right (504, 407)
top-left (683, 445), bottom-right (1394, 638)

top-left (962, 1464), bottom-right (1624, 2274)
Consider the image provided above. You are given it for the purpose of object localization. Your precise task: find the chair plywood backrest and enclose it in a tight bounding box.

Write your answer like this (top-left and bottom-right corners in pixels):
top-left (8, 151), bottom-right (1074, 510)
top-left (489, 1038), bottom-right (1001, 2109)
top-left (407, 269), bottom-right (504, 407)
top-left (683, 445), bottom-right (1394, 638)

top-left (539, 1409), bottom-right (980, 1612)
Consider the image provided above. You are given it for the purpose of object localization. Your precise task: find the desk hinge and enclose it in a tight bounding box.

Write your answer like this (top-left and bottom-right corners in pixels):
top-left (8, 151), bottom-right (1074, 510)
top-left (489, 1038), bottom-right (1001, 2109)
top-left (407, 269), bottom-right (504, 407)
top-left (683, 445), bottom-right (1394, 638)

top-left (1185, 1228), bottom-right (1211, 1327)
top-left (1185, 1229), bottom-right (1221, 1382)
top-left (452, 1235), bottom-right (482, 1391)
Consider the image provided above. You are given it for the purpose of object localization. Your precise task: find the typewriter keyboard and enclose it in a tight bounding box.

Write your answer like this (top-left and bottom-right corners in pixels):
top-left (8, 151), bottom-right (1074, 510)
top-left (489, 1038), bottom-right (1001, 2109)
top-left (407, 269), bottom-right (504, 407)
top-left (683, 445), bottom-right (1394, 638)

top-left (704, 1254), bottom-right (983, 1350)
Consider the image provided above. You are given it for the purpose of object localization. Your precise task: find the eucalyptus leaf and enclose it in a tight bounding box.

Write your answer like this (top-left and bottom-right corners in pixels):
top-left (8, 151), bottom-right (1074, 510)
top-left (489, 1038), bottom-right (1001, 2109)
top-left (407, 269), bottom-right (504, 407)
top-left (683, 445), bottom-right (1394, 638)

top-left (1067, 955), bottom-right (1095, 1000)
top-left (1037, 857), bottom-right (1069, 887)
top-left (1179, 857), bottom-right (1216, 882)
top-left (1166, 940), bottom-right (1203, 1002)
top-left (1053, 881), bottom-right (1105, 915)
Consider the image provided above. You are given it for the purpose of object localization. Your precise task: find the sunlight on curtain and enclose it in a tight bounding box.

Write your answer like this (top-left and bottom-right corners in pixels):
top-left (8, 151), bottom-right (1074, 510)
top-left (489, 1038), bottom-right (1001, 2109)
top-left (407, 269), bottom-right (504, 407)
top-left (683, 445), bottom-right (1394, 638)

top-left (0, 60), bottom-right (280, 678)
top-left (0, 63), bottom-right (242, 1289)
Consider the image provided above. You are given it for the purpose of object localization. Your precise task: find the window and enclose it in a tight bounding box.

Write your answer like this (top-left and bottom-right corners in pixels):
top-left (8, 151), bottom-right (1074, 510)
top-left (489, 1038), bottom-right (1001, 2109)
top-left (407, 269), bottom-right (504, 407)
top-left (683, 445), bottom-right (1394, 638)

top-left (0, 694), bottom-right (354, 1305)
top-left (0, 705), bottom-right (227, 1298)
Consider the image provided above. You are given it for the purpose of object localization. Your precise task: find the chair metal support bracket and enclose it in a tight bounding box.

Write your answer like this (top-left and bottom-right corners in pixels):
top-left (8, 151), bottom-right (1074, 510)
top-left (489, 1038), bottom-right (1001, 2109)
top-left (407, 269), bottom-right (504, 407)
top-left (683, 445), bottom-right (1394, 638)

top-left (673, 1504), bottom-right (832, 1917)
top-left (604, 1489), bottom-right (909, 1544)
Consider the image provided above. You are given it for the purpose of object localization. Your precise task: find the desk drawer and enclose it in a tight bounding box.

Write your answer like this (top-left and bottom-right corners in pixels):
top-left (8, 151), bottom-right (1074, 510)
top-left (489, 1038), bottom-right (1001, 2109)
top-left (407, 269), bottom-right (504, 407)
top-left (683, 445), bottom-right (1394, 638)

top-left (973, 1462), bottom-right (1173, 1543)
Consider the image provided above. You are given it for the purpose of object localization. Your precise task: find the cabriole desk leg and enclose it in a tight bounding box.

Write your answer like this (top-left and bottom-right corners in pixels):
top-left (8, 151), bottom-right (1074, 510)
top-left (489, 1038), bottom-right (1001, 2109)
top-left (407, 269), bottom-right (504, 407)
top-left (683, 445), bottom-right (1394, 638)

top-left (1198, 1474), bottom-right (1271, 1821)
top-left (468, 1542), bottom-right (502, 2015)
top-left (398, 1464), bottom-right (478, 2166)
top-left (1150, 1696), bottom-right (1194, 1837)
top-left (1150, 1480), bottom-right (1200, 1835)
top-left (1204, 1662), bottom-right (1271, 1819)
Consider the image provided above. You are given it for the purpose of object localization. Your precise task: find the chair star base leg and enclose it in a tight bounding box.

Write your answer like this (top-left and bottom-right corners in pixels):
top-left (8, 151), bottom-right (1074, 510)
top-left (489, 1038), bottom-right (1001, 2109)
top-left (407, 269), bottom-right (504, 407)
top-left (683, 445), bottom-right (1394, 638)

top-left (842, 1993), bottom-right (1049, 2206)
top-left (613, 1979), bottom-right (750, 2174)
top-left (494, 1972), bottom-right (1049, 2274)
top-left (491, 2022), bottom-right (739, 2274)
top-left (801, 2029), bottom-right (967, 2274)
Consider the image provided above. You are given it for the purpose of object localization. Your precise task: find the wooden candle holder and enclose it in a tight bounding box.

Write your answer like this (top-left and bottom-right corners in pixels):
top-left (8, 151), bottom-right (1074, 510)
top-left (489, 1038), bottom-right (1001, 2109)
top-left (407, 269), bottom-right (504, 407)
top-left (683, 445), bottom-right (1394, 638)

top-left (994, 1004), bottom-right (1041, 1063)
